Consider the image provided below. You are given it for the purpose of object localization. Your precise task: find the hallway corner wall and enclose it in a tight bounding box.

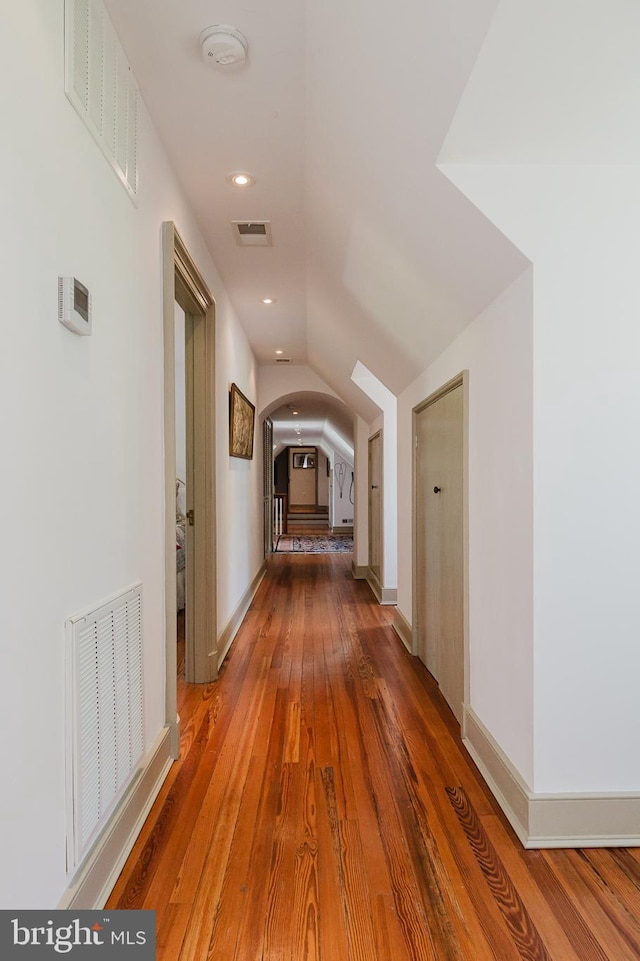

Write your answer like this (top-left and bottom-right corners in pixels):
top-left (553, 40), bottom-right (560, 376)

top-left (397, 267), bottom-right (534, 788)
top-left (437, 0), bottom-right (640, 798)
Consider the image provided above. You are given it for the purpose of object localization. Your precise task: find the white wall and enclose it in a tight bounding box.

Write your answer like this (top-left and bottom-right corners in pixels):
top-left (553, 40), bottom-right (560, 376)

top-left (437, 0), bottom-right (640, 794)
top-left (217, 320), bottom-right (262, 628)
top-left (317, 450), bottom-right (329, 507)
top-left (258, 364), bottom-right (344, 413)
top-left (331, 453), bottom-right (354, 527)
top-left (446, 166), bottom-right (640, 794)
top-left (397, 268), bottom-right (534, 785)
top-left (0, 0), bottom-right (261, 908)
top-left (352, 366), bottom-right (397, 590)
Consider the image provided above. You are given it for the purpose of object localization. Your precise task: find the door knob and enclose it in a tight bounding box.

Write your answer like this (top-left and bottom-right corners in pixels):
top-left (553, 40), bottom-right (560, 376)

top-left (433, 486), bottom-right (441, 493)
top-left (371, 484), bottom-right (379, 489)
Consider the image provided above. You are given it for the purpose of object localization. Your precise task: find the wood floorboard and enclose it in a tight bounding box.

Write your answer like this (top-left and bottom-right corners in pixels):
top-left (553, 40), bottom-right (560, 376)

top-left (107, 554), bottom-right (640, 961)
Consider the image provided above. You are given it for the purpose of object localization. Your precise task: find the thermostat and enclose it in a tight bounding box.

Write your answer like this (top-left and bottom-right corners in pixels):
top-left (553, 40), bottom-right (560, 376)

top-left (58, 276), bottom-right (92, 335)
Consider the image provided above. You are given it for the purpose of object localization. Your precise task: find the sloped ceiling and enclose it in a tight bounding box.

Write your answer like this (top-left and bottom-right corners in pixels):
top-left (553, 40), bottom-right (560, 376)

top-left (105, 0), bottom-right (527, 423)
top-left (439, 0), bottom-right (640, 165)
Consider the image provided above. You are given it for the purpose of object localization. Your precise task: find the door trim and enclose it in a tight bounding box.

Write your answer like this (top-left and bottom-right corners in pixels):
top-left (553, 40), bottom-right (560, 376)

top-left (162, 223), bottom-right (217, 758)
top-left (412, 371), bottom-right (469, 715)
top-left (263, 418), bottom-right (273, 555)
top-left (367, 429), bottom-right (384, 601)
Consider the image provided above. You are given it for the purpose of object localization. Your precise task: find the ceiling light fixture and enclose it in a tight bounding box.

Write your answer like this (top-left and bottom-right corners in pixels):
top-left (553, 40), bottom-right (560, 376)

top-left (226, 171), bottom-right (255, 187)
top-left (292, 410), bottom-right (299, 415)
top-left (261, 297), bottom-right (275, 304)
top-left (275, 349), bottom-right (284, 355)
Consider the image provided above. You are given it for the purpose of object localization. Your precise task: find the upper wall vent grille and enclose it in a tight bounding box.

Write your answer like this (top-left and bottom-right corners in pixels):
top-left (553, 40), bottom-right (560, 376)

top-left (65, 0), bottom-right (139, 203)
top-left (275, 357), bottom-right (291, 364)
top-left (231, 221), bottom-right (273, 246)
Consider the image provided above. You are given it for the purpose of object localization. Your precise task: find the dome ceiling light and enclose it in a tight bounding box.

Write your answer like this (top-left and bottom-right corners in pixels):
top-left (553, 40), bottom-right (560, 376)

top-left (200, 25), bottom-right (248, 67)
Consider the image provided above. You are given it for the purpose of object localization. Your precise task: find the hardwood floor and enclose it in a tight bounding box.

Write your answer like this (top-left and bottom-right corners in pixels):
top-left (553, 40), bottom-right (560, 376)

top-left (107, 554), bottom-right (640, 960)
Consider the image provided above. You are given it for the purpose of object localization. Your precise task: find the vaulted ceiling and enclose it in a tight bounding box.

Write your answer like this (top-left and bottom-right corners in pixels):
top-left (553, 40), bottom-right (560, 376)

top-left (267, 392), bottom-right (355, 461)
top-left (105, 0), bottom-right (527, 433)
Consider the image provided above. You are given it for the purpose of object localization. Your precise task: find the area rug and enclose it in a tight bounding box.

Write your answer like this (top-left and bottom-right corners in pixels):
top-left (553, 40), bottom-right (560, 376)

top-left (276, 534), bottom-right (353, 553)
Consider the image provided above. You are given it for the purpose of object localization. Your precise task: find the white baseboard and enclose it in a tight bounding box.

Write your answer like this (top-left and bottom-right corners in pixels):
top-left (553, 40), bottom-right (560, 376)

top-left (351, 562), bottom-right (368, 580)
top-left (463, 707), bottom-right (640, 848)
top-left (392, 609), bottom-right (413, 653)
top-left (58, 727), bottom-right (173, 909)
top-left (365, 568), bottom-right (397, 606)
top-left (217, 561), bottom-right (267, 669)
top-left (462, 708), bottom-right (531, 845)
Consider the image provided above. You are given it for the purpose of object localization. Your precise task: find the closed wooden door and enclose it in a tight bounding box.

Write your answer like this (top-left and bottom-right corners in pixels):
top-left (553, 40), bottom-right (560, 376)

top-left (415, 385), bottom-right (464, 723)
top-left (184, 312), bottom-right (214, 683)
top-left (289, 447), bottom-right (317, 506)
top-left (368, 431), bottom-right (382, 583)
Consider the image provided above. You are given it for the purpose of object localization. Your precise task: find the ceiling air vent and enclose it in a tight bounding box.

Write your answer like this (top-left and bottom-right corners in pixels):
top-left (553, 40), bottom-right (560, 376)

top-left (275, 357), bottom-right (291, 364)
top-left (231, 221), bottom-right (273, 247)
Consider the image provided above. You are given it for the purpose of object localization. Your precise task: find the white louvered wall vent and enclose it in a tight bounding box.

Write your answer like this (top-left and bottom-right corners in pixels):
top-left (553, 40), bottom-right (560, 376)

top-left (65, 0), bottom-right (139, 202)
top-left (65, 584), bottom-right (144, 872)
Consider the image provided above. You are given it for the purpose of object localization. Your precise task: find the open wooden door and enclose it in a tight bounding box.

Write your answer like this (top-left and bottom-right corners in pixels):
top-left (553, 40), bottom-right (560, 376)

top-left (163, 224), bottom-right (217, 754)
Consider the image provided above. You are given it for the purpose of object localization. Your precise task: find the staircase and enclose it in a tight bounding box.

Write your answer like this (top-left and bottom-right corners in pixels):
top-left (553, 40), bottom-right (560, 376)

top-left (287, 505), bottom-right (329, 531)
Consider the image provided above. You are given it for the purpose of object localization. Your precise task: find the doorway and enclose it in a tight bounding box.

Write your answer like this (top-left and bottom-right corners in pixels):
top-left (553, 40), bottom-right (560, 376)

top-left (368, 430), bottom-right (383, 590)
top-left (174, 303), bottom-right (187, 680)
top-left (263, 418), bottom-right (273, 556)
top-left (289, 446), bottom-right (318, 507)
top-left (163, 223), bottom-right (217, 757)
top-left (414, 375), bottom-right (467, 725)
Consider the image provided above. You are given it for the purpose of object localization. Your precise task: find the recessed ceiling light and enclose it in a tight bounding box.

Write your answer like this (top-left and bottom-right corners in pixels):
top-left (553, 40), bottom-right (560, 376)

top-left (291, 410), bottom-right (299, 415)
top-left (275, 349), bottom-right (284, 355)
top-left (226, 171), bottom-right (255, 187)
top-left (261, 297), bottom-right (276, 304)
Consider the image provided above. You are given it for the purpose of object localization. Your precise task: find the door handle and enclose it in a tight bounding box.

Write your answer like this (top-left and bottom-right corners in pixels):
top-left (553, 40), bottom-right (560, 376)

top-left (371, 485), bottom-right (379, 489)
top-left (433, 486), bottom-right (441, 493)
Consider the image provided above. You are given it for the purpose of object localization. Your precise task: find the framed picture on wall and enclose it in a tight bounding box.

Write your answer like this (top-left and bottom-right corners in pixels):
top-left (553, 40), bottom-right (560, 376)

top-left (293, 452), bottom-right (315, 469)
top-left (229, 383), bottom-right (255, 459)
